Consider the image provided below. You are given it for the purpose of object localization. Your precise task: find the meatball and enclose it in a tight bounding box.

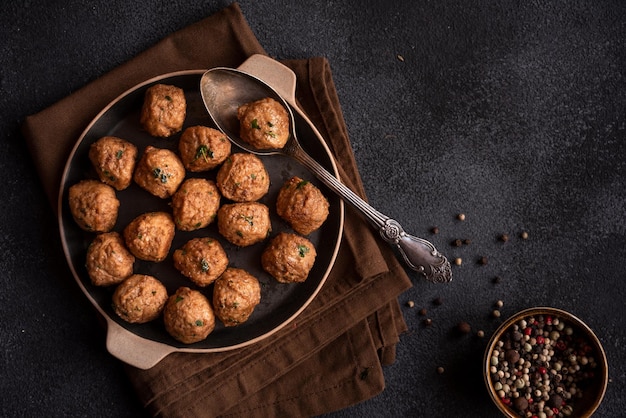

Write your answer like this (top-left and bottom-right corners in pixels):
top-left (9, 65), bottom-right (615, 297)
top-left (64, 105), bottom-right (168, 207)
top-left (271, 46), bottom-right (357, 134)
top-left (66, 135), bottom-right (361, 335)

top-left (237, 97), bottom-right (290, 149)
top-left (173, 237), bottom-right (228, 287)
top-left (217, 202), bottom-right (271, 247)
top-left (133, 146), bottom-right (185, 198)
top-left (178, 126), bottom-right (231, 172)
top-left (261, 232), bottom-right (317, 283)
top-left (213, 268), bottom-right (261, 327)
top-left (88, 136), bottom-right (138, 190)
top-left (86, 232), bottom-right (135, 286)
top-left (112, 274), bottom-right (168, 324)
top-left (68, 179), bottom-right (119, 232)
top-left (140, 83), bottom-right (186, 138)
top-left (216, 153), bottom-right (270, 202)
top-left (276, 176), bottom-right (329, 235)
top-left (163, 287), bottom-right (215, 344)
top-left (123, 211), bottom-right (175, 262)
top-left (171, 178), bottom-right (220, 231)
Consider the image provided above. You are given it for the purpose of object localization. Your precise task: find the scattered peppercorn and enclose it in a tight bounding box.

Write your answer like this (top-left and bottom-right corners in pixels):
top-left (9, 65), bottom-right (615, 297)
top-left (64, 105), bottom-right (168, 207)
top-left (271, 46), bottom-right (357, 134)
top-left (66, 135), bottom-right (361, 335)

top-left (423, 318), bottom-right (433, 326)
top-left (406, 300), bottom-right (415, 308)
top-left (396, 54), bottom-right (405, 62)
top-left (492, 309), bottom-right (501, 318)
top-left (451, 239), bottom-right (463, 247)
top-left (495, 300), bottom-right (503, 308)
top-left (457, 213), bottom-right (466, 221)
top-left (477, 330), bottom-right (485, 338)
top-left (430, 226), bottom-right (439, 234)
top-left (520, 230), bottom-right (529, 240)
top-left (418, 308), bottom-right (427, 316)
top-left (456, 321), bottom-right (471, 334)
top-left (463, 238), bottom-right (471, 245)
top-left (436, 366), bottom-right (445, 374)
top-left (499, 234), bottom-right (509, 242)
top-left (492, 276), bottom-right (502, 284)
top-left (454, 257), bottom-right (462, 266)
top-left (478, 256), bottom-right (488, 265)
top-left (433, 297), bottom-right (443, 306)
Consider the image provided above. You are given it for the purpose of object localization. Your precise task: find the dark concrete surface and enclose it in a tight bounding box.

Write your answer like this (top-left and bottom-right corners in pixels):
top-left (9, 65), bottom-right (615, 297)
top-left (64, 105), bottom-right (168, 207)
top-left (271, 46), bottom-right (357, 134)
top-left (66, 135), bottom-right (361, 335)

top-left (1, 1), bottom-right (625, 417)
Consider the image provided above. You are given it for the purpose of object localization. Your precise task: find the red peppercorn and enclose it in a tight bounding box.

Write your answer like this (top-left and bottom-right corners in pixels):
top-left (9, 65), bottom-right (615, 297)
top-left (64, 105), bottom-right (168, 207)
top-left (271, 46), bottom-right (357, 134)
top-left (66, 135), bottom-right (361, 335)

top-left (556, 341), bottom-right (567, 351)
top-left (501, 397), bottom-right (511, 405)
top-left (524, 327), bottom-right (532, 336)
top-left (546, 316), bottom-right (553, 324)
top-left (539, 366), bottom-right (547, 374)
top-left (536, 336), bottom-right (545, 345)
top-left (553, 407), bottom-right (560, 414)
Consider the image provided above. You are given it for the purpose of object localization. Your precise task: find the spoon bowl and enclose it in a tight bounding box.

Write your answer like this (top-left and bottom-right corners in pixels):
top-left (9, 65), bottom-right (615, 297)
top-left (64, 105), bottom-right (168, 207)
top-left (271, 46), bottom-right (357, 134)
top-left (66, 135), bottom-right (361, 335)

top-left (200, 67), bottom-right (452, 283)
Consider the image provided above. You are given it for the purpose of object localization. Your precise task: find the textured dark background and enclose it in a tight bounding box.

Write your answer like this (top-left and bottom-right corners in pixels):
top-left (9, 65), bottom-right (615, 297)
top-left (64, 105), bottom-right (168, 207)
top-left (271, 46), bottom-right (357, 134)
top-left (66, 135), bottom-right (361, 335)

top-left (2, 1), bottom-right (625, 417)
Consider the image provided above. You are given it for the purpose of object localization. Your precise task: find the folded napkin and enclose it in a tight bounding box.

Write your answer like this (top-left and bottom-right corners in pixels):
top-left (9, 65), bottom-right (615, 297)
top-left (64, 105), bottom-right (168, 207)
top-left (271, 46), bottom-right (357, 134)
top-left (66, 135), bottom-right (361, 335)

top-left (22, 3), bottom-right (413, 417)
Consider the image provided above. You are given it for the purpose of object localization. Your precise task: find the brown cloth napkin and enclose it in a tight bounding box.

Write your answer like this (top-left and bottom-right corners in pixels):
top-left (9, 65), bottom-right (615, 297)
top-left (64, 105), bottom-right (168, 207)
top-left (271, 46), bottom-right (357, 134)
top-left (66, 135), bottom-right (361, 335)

top-left (22, 3), bottom-right (413, 417)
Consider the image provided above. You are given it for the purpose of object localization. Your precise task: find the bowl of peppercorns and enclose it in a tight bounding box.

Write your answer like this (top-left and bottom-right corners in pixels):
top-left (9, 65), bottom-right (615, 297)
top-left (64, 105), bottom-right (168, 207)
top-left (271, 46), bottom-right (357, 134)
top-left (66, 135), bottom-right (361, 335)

top-left (484, 307), bottom-right (608, 417)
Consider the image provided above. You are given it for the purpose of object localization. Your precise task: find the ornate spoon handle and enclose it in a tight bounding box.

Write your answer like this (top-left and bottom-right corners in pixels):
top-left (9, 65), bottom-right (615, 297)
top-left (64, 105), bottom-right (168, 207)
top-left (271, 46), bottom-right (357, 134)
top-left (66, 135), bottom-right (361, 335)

top-left (286, 141), bottom-right (452, 283)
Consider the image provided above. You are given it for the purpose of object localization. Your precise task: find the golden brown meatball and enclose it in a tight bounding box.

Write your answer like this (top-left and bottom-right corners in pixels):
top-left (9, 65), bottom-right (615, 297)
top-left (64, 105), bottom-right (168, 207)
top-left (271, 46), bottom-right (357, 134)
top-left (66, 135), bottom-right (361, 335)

top-left (217, 202), bottom-right (271, 247)
top-left (112, 274), bottom-right (168, 324)
top-left (213, 268), bottom-right (261, 327)
top-left (173, 237), bottom-right (228, 287)
top-left (178, 126), bottom-right (231, 172)
top-left (88, 136), bottom-right (138, 190)
top-left (237, 97), bottom-right (290, 149)
top-left (140, 83), bottom-right (186, 138)
top-left (68, 179), bottom-right (119, 232)
top-left (276, 176), bottom-right (329, 235)
top-left (171, 178), bottom-right (220, 231)
top-left (215, 153), bottom-right (270, 202)
top-left (163, 287), bottom-right (215, 344)
top-left (123, 212), bottom-right (175, 262)
top-left (261, 232), bottom-right (317, 283)
top-left (86, 232), bottom-right (135, 286)
top-left (133, 146), bottom-right (185, 198)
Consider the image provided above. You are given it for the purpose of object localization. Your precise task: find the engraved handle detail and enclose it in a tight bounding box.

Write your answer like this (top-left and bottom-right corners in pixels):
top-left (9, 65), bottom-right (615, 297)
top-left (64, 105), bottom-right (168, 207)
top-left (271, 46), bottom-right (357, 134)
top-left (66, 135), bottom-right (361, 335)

top-left (288, 143), bottom-right (452, 283)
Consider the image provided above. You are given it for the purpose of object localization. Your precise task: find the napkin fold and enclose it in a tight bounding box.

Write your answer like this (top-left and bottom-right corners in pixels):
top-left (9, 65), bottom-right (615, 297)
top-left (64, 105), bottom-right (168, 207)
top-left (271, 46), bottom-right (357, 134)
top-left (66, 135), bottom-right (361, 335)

top-left (22, 3), bottom-right (413, 417)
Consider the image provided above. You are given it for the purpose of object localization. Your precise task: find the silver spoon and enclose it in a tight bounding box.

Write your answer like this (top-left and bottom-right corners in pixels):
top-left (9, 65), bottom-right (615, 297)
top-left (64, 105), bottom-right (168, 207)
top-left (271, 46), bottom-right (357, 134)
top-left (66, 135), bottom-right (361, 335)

top-left (200, 67), bottom-right (451, 283)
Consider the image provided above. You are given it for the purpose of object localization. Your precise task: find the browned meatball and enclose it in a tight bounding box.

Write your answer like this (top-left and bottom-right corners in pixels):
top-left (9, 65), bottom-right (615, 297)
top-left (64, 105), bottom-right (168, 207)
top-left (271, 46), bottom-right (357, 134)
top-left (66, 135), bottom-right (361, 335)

top-left (68, 179), bottom-right (119, 232)
top-left (171, 178), bottom-right (220, 231)
top-left (213, 268), bottom-right (261, 327)
top-left (88, 136), bottom-right (138, 190)
top-left (261, 232), bottom-right (317, 283)
top-left (123, 212), bottom-right (175, 262)
top-left (112, 274), bottom-right (168, 324)
top-left (178, 126), bottom-right (231, 172)
top-left (217, 202), bottom-right (271, 247)
top-left (237, 97), bottom-right (290, 149)
top-left (173, 237), bottom-right (228, 287)
top-left (140, 83), bottom-right (186, 138)
top-left (86, 232), bottom-right (135, 286)
top-left (215, 153), bottom-right (270, 202)
top-left (163, 287), bottom-right (215, 344)
top-left (276, 176), bottom-right (329, 235)
top-left (133, 146), bottom-right (185, 198)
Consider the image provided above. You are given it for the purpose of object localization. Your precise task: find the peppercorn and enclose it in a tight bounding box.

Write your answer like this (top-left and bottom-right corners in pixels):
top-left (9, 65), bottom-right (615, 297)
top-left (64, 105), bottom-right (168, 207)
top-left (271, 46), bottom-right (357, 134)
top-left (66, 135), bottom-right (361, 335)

top-left (433, 297), bottom-right (443, 306)
top-left (423, 318), bottom-right (433, 326)
top-left (492, 309), bottom-right (501, 318)
top-left (436, 366), bottom-right (445, 374)
top-left (478, 256), bottom-right (488, 265)
top-left (521, 231), bottom-right (529, 239)
top-left (456, 321), bottom-right (471, 334)
top-left (492, 276), bottom-right (502, 284)
top-left (430, 226), bottom-right (439, 234)
top-left (406, 300), bottom-right (415, 308)
top-left (454, 257), bottom-right (462, 266)
top-left (477, 330), bottom-right (485, 338)
top-left (463, 238), bottom-right (471, 245)
top-left (499, 233), bottom-right (509, 242)
top-left (457, 213), bottom-right (466, 221)
top-left (418, 308), bottom-right (427, 316)
top-left (451, 239), bottom-right (463, 247)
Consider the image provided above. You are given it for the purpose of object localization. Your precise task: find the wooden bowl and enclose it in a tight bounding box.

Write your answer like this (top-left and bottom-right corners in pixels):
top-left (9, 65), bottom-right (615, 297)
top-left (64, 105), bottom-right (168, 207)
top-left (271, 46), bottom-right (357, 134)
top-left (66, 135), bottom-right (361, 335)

top-left (484, 307), bottom-right (608, 417)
